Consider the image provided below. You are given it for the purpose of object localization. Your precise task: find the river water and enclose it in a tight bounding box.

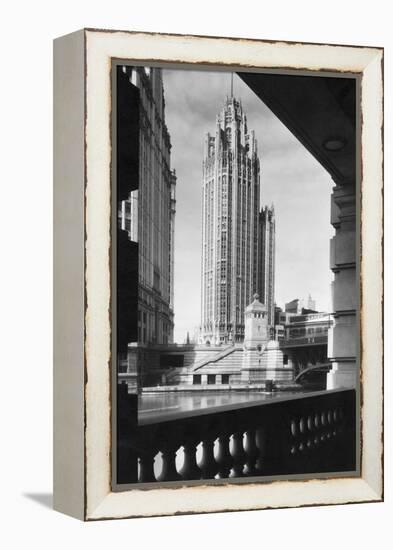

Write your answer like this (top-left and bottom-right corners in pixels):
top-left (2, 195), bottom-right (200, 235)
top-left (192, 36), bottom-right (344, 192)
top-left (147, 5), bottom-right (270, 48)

top-left (138, 389), bottom-right (311, 423)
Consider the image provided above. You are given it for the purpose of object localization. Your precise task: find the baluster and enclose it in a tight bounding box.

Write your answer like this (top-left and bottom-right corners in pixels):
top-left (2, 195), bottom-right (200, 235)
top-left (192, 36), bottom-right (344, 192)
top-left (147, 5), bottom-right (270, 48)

top-left (230, 431), bottom-right (246, 477)
top-left (180, 440), bottom-right (201, 480)
top-left (199, 437), bottom-right (217, 479)
top-left (117, 385), bottom-right (138, 484)
top-left (255, 426), bottom-right (266, 473)
top-left (243, 429), bottom-right (258, 476)
top-left (157, 444), bottom-right (181, 482)
top-left (138, 452), bottom-right (156, 482)
top-left (216, 434), bottom-right (232, 479)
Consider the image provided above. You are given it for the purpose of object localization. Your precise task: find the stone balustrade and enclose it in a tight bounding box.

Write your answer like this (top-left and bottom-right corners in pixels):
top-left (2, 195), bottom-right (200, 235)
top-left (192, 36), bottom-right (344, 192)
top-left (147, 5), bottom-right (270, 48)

top-left (117, 384), bottom-right (356, 484)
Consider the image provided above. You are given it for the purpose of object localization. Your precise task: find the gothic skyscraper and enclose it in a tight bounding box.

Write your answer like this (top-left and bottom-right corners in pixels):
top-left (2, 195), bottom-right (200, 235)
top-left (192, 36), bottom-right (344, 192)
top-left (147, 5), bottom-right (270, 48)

top-left (201, 97), bottom-right (260, 344)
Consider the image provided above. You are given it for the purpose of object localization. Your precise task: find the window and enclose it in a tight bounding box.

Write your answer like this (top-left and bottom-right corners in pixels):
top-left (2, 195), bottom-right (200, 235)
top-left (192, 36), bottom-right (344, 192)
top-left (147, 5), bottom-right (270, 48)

top-left (207, 374), bottom-right (216, 385)
top-left (222, 374), bottom-right (230, 384)
top-left (193, 374), bottom-right (201, 385)
top-left (118, 352), bottom-right (128, 373)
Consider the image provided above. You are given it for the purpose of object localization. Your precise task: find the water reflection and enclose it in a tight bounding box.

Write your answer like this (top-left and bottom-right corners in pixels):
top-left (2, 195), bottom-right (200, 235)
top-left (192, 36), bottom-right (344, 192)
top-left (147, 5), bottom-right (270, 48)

top-left (138, 390), bottom-right (310, 421)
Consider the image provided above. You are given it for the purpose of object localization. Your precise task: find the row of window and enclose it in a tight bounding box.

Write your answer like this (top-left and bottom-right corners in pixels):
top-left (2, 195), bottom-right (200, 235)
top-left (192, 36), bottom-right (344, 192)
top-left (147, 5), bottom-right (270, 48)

top-left (193, 374), bottom-right (230, 385)
top-left (288, 327), bottom-right (327, 338)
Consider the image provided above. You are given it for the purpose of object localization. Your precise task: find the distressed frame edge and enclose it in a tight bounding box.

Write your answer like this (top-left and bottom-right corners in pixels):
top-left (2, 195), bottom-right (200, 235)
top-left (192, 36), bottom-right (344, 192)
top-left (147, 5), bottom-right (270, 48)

top-left (80, 30), bottom-right (383, 520)
top-left (358, 49), bottom-right (384, 500)
top-left (53, 29), bottom-right (86, 521)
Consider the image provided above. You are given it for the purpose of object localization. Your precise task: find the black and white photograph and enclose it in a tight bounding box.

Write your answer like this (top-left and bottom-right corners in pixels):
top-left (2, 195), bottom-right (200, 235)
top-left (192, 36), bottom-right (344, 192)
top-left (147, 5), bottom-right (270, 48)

top-left (115, 64), bottom-right (358, 485)
top-left (1, 0), bottom-right (388, 540)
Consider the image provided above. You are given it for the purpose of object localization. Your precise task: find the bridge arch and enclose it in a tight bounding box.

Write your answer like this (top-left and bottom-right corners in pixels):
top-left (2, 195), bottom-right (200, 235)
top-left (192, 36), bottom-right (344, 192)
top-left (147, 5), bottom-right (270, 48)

top-left (294, 363), bottom-right (331, 383)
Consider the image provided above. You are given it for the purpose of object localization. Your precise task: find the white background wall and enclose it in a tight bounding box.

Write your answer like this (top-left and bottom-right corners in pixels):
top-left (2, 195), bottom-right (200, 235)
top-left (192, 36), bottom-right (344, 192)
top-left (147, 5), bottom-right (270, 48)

top-left (1, 1), bottom-right (391, 548)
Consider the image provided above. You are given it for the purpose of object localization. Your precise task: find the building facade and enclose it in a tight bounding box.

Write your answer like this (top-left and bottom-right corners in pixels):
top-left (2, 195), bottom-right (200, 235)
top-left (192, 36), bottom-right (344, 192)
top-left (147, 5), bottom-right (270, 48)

top-left (284, 311), bottom-right (331, 342)
top-left (258, 205), bottom-right (275, 327)
top-left (118, 66), bottom-right (176, 346)
top-left (200, 97), bottom-right (261, 344)
top-left (285, 295), bottom-right (317, 314)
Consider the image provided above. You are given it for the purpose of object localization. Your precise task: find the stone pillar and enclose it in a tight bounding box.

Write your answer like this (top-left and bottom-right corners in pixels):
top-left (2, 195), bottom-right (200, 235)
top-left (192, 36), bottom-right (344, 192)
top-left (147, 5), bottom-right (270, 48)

top-left (327, 183), bottom-right (357, 389)
top-left (241, 294), bottom-right (268, 382)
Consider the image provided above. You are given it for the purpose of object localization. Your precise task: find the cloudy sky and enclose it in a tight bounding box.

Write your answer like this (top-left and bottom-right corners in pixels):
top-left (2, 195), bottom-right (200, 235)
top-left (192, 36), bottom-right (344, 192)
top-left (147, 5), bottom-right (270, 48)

top-left (162, 69), bottom-right (334, 343)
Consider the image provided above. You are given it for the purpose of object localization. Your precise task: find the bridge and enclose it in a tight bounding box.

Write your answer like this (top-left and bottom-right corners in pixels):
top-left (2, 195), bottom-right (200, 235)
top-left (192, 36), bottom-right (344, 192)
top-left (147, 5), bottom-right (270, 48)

top-left (280, 335), bottom-right (328, 349)
top-left (294, 363), bottom-right (331, 383)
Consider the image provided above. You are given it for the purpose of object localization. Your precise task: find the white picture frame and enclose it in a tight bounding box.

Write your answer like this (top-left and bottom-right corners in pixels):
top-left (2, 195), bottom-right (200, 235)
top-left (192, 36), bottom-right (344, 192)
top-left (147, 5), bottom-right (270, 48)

top-left (53, 28), bottom-right (383, 520)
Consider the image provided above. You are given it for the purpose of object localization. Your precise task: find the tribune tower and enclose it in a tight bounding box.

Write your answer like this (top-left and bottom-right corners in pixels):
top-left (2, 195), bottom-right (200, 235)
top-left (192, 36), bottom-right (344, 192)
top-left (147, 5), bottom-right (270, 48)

top-left (201, 97), bottom-right (260, 344)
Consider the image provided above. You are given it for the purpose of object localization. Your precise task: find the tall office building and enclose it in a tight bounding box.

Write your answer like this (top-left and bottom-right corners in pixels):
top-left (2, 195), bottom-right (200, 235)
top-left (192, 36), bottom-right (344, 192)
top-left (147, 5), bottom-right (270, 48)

top-left (201, 97), bottom-right (260, 344)
top-left (306, 294), bottom-right (316, 311)
top-left (118, 66), bottom-right (176, 345)
top-left (258, 205), bottom-right (276, 326)
top-left (285, 295), bottom-right (317, 315)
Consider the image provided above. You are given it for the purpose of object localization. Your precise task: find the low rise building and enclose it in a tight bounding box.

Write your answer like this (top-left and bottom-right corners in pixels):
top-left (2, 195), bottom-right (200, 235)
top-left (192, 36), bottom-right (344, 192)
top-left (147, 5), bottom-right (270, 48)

top-left (119, 298), bottom-right (332, 391)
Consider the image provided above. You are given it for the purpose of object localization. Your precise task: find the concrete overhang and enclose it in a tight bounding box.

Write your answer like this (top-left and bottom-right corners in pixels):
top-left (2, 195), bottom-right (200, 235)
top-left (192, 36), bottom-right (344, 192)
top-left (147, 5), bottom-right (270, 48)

top-left (238, 72), bottom-right (356, 186)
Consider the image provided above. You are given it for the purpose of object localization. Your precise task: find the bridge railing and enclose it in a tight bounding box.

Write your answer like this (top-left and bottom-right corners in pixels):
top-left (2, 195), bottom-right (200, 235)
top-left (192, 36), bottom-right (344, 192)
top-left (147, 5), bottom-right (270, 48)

top-left (117, 386), bottom-right (356, 484)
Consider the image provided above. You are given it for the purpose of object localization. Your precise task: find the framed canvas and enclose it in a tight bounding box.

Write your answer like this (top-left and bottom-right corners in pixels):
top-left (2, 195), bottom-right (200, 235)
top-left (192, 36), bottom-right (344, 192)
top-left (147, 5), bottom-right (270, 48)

top-left (53, 29), bottom-right (383, 520)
